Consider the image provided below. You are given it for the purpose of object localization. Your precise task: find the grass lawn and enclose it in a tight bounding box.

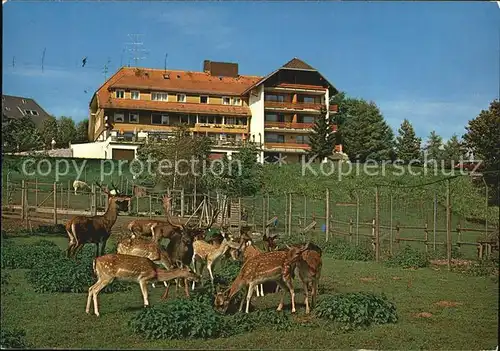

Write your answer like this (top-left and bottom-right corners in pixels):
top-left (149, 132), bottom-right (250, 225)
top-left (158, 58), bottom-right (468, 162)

top-left (1, 235), bottom-right (498, 350)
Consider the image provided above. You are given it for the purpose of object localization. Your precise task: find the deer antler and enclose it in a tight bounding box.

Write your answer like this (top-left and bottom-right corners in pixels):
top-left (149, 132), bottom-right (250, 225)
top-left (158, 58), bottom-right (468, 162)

top-left (200, 208), bottom-right (220, 231)
top-left (95, 182), bottom-right (111, 196)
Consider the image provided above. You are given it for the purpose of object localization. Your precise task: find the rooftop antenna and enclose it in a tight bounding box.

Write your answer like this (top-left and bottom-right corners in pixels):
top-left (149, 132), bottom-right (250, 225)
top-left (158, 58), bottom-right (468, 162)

top-left (120, 48), bottom-right (125, 67)
top-left (126, 34), bottom-right (148, 67)
top-left (102, 57), bottom-right (111, 80)
top-left (12, 56), bottom-right (15, 68)
top-left (164, 53), bottom-right (168, 72)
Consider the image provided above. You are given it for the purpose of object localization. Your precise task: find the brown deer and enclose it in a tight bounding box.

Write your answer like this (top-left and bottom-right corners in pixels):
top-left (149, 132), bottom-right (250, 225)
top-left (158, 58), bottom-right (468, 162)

top-left (85, 254), bottom-right (200, 316)
top-left (238, 237), bottom-right (266, 297)
top-left (214, 243), bottom-right (309, 314)
top-left (65, 182), bottom-right (131, 259)
top-left (127, 219), bottom-right (167, 239)
top-left (263, 233), bottom-right (278, 252)
top-left (191, 231), bottom-right (241, 289)
top-left (286, 242), bottom-right (323, 314)
top-left (149, 195), bottom-right (193, 244)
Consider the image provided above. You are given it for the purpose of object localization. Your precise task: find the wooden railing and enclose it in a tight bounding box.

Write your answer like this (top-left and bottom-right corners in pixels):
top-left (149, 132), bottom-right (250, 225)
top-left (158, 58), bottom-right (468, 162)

top-left (264, 101), bottom-right (323, 110)
top-left (264, 121), bottom-right (314, 129)
top-left (264, 140), bottom-right (310, 149)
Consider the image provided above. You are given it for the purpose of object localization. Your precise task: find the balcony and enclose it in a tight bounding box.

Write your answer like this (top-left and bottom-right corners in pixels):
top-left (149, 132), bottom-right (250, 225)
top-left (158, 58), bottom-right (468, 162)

top-left (264, 101), bottom-right (323, 112)
top-left (264, 121), bottom-right (314, 130)
top-left (264, 139), bottom-right (310, 151)
top-left (329, 104), bottom-right (338, 113)
top-left (193, 123), bottom-right (248, 134)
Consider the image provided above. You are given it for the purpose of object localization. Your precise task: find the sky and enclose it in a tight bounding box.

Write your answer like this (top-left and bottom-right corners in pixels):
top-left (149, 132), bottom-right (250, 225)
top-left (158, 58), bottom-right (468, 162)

top-left (2, 1), bottom-right (499, 141)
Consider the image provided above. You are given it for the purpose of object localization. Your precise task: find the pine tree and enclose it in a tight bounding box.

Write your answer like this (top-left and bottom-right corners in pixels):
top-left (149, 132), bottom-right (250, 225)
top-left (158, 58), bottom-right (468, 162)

top-left (395, 119), bottom-right (421, 163)
top-left (342, 99), bottom-right (395, 162)
top-left (308, 105), bottom-right (336, 161)
top-left (423, 130), bottom-right (443, 165)
top-left (442, 134), bottom-right (465, 168)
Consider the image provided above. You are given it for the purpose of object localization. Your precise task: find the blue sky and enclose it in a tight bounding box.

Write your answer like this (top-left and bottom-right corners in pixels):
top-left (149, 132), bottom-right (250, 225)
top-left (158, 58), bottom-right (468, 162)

top-left (2, 1), bottom-right (499, 141)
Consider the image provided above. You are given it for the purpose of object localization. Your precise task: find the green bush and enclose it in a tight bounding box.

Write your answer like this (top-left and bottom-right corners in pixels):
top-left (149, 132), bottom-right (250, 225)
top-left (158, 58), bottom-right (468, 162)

top-left (465, 258), bottom-right (499, 277)
top-left (427, 245), bottom-right (463, 260)
top-left (0, 328), bottom-right (31, 349)
top-left (222, 309), bottom-right (293, 336)
top-left (129, 298), bottom-right (226, 340)
top-left (321, 240), bottom-right (374, 261)
top-left (36, 224), bottom-right (67, 236)
top-left (314, 293), bottom-right (398, 330)
top-left (1, 243), bottom-right (63, 269)
top-left (213, 259), bottom-right (242, 287)
top-left (25, 246), bottom-right (131, 294)
top-left (386, 245), bottom-right (429, 269)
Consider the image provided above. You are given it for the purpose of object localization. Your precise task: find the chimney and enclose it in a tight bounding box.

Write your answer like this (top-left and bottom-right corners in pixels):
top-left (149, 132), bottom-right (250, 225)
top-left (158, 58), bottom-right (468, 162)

top-left (202, 60), bottom-right (239, 78)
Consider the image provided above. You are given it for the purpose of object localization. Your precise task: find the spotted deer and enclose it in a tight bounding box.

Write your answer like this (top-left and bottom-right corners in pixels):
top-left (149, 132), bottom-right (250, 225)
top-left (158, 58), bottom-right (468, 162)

top-left (66, 182), bottom-right (131, 259)
top-left (214, 243), bottom-right (309, 314)
top-left (238, 236), bottom-right (266, 297)
top-left (85, 254), bottom-right (200, 316)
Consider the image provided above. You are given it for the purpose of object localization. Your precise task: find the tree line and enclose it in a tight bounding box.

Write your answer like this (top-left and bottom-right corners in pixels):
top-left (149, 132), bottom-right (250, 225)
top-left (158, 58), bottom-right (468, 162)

top-left (2, 115), bottom-right (89, 153)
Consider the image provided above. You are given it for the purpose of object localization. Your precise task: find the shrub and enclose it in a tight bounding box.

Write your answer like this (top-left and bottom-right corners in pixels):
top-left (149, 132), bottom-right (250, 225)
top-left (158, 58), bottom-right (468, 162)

top-left (465, 258), bottom-right (499, 277)
top-left (314, 293), bottom-right (398, 330)
top-left (25, 246), bottom-right (131, 293)
top-left (213, 259), bottom-right (242, 287)
top-left (36, 224), bottom-right (67, 236)
top-left (0, 328), bottom-right (31, 349)
top-left (318, 239), bottom-right (374, 261)
top-left (1, 243), bottom-right (63, 269)
top-left (427, 245), bottom-right (462, 260)
top-left (386, 245), bottom-right (429, 269)
top-left (129, 298), bottom-right (226, 340)
top-left (222, 309), bottom-right (293, 336)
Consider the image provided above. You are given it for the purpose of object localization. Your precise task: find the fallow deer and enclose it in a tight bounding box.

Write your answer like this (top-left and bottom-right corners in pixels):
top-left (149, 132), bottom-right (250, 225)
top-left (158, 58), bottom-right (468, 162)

top-left (72, 180), bottom-right (90, 195)
top-left (149, 195), bottom-right (193, 244)
top-left (263, 233), bottom-right (279, 252)
top-left (239, 238), bottom-right (266, 297)
top-left (214, 243), bottom-right (309, 314)
top-left (65, 182), bottom-right (131, 259)
top-left (286, 242), bottom-right (323, 314)
top-left (85, 254), bottom-right (200, 316)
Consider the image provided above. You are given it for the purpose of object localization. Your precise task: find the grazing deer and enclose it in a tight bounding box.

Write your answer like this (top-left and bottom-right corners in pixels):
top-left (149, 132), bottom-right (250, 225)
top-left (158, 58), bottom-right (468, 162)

top-left (117, 236), bottom-right (172, 287)
top-left (214, 243), bottom-right (309, 314)
top-left (85, 254), bottom-right (200, 316)
top-left (286, 242), bottom-right (323, 314)
top-left (72, 180), bottom-right (90, 195)
top-left (191, 232), bottom-right (241, 289)
top-left (239, 238), bottom-right (266, 297)
top-left (65, 182), bottom-right (131, 259)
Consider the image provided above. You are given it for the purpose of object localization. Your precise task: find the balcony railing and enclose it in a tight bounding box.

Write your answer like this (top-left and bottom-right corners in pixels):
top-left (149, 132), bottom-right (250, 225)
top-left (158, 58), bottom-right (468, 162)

top-left (264, 121), bottom-right (314, 130)
top-left (264, 140), bottom-right (310, 149)
top-left (329, 104), bottom-right (338, 112)
top-left (264, 101), bottom-right (323, 111)
top-left (193, 123), bottom-right (248, 133)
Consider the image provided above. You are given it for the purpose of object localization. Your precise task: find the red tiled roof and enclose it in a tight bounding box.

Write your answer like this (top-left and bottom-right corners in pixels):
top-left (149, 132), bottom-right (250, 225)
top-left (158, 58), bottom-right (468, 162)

top-left (101, 99), bottom-right (252, 116)
top-left (281, 58), bottom-right (316, 70)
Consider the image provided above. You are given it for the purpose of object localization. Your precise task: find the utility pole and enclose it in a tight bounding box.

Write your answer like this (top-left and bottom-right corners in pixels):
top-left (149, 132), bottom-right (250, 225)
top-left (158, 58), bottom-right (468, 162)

top-left (125, 34), bottom-right (148, 67)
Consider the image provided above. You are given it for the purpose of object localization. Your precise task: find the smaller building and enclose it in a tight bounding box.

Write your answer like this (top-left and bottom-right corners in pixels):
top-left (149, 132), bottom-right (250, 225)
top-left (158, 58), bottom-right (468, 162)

top-left (2, 94), bottom-right (52, 128)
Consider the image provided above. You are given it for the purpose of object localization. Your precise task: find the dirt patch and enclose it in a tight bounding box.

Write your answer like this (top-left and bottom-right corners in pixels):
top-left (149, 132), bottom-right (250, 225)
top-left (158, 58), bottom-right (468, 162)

top-left (360, 277), bottom-right (376, 282)
top-left (414, 312), bottom-right (433, 318)
top-left (434, 300), bottom-right (463, 308)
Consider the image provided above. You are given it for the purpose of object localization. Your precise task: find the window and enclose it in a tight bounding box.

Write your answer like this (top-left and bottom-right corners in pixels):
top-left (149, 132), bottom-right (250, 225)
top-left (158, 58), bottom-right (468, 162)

top-left (23, 109), bottom-right (39, 116)
top-left (265, 133), bottom-right (285, 143)
top-left (4, 106), bottom-right (10, 111)
top-left (179, 115), bottom-right (194, 125)
top-left (235, 118), bottom-right (247, 126)
top-left (200, 96), bottom-right (209, 104)
top-left (31, 110), bottom-right (39, 116)
top-left (152, 92), bottom-right (168, 101)
top-left (177, 94), bottom-right (186, 103)
top-left (151, 113), bottom-right (169, 125)
top-left (303, 96), bottom-right (316, 103)
top-left (299, 116), bottom-right (315, 124)
top-left (296, 135), bottom-right (310, 144)
top-left (131, 91), bottom-right (140, 100)
top-left (222, 96), bottom-right (231, 105)
top-left (265, 94), bottom-right (284, 102)
top-left (129, 112), bottom-right (139, 123)
top-left (198, 115), bottom-right (208, 124)
top-left (225, 117), bottom-right (235, 125)
top-left (115, 90), bottom-right (125, 99)
top-left (233, 97), bottom-right (242, 106)
top-left (114, 112), bottom-right (125, 122)
top-left (265, 113), bottom-right (285, 123)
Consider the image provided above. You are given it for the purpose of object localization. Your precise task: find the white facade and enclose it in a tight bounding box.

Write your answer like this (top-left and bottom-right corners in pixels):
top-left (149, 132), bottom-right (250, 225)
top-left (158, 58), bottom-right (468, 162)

top-left (71, 138), bottom-right (139, 160)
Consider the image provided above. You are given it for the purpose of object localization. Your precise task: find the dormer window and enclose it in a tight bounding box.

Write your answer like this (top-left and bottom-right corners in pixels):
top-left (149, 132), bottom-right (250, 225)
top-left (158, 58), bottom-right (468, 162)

top-left (177, 94), bottom-right (186, 103)
top-left (152, 92), bottom-right (168, 101)
top-left (200, 96), bottom-right (209, 104)
top-left (115, 90), bottom-right (125, 99)
top-left (131, 91), bottom-right (140, 100)
top-left (233, 97), bottom-right (242, 106)
top-left (222, 96), bottom-right (231, 105)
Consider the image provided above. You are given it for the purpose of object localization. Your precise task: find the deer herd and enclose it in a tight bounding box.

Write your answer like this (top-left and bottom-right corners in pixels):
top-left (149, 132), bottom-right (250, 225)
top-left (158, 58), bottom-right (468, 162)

top-left (66, 183), bottom-right (323, 318)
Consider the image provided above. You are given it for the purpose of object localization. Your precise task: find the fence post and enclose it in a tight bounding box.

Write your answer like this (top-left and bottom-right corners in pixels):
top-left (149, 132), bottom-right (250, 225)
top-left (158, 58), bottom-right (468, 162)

top-left (483, 178), bottom-right (488, 240)
top-left (35, 178), bottom-right (39, 207)
top-left (325, 188), bottom-right (330, 242)
top-left (424, 222), bottom-right (429, 252)
top-left (389, 193), bottom-right (393, 255)
top-left (375, 186), bottom-right (380, 262)
top-left (53, 182), bottom-right (58, 224)
top-left (355, 192), bottom-right (360, 246)
top-left (238, 197), bottom-right (242, 233)
top-left (349, 218), bottom-right (353, 243)
top-left (67, 180), bottom-right (71, 210)
top-left (456, 224), bottom-right (462, 252)
top-left (433, 192), bottom-right (437, 251)
top-left (24, 181), bottom-right (29, 228)
top-left (21, 180), bottom-right (26, 220)
top-left (149, 194), bottom-right (152, 219)
top-left (181, 188), bottom-right (185, 218)
top-left (288, 193), bottom-right (293, 237)
top-left (396, 223), bottom-right (401, 250)
top-left (446, 179), bottom-right (452, 271)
